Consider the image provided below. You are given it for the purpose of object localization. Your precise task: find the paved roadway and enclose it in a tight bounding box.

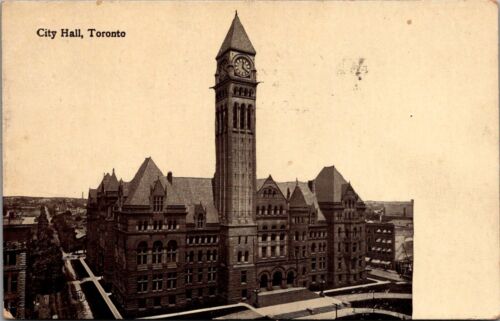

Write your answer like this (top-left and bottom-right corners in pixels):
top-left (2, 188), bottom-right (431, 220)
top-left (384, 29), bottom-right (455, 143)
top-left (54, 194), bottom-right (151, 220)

top-left (78, 257), bottom-right (123, 319)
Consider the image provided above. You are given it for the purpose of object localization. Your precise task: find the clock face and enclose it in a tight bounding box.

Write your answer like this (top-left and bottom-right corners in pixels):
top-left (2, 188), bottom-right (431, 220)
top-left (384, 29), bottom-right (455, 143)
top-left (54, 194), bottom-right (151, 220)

top-left (234, 57), bottom-right (251, 78)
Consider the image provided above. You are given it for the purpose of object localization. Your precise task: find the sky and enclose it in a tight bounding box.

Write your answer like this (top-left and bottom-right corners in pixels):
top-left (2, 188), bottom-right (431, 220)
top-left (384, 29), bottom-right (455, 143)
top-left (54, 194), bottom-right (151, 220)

top-left (2, 1), bottom-right (499, 318)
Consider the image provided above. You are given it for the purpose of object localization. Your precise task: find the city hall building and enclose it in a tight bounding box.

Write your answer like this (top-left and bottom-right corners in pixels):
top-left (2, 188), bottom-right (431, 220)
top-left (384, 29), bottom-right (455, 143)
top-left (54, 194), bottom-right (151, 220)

top-left (86, 14), bottom-right (367, 317)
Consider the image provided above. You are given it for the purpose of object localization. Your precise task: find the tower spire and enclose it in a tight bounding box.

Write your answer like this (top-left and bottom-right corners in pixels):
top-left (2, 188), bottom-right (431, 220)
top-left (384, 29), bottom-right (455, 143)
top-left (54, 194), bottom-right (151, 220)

top-left (216, 13), bottom-right (256, 58)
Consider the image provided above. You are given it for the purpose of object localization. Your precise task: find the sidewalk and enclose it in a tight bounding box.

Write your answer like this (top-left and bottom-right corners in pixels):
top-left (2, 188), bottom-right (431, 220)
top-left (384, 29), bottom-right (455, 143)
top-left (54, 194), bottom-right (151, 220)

top-left (321, 278), bottom-right (390, 295)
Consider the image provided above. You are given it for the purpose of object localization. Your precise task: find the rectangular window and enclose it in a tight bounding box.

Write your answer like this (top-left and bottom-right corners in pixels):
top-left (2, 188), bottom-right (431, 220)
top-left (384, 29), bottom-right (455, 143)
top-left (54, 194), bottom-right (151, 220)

top-left (241, 289), bottom-right (248, 300)
top-left (186, 268), bottom-right (193, 284)
top-left (262, 247), bottom-right (267, 258)
top-left (241, 271), bottom-right (247, 284)
top-left (271, 246), bottom-right (276, 257)
top-left (208, 267), bottom-right (217, 282)
top-left (186, 289), bottom-right (192, 300)
top-left (168, 295), bottom-right (176, 306)
top-left (280, 245), bottom-right (285, 256)
top-left (137, 275), bottom-right (148, 293)
top-left (154, 297), bottom-right (161, 307)
top-left (138, 298), bottom-right (146, 309)
top-left (198, 268), bottom-right (204, 282)
top-left (152, 273), bottom-right (163, 291)
top-left (167, 272), bottom-right (177, 289)
top-left (153, 196), bottom-right (164, 212)
top-left (198, 288), bottom-right (203, 298)
top-left (311, 258), bottom-right (317, 271)
top-left (198, 250), bottom-right (203, 262)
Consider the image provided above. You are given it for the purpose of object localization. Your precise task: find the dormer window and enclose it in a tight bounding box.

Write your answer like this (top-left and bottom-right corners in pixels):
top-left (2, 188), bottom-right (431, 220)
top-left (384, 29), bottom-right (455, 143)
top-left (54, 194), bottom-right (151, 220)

top-left (197, 213), bottom-right (205, 228)
top-left (153, 196), bottom-right (164, 212)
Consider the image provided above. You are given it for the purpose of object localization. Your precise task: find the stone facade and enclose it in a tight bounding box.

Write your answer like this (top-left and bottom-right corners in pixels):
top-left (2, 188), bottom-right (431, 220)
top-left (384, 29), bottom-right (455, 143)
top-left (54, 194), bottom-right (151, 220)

top-left (86, 13), bottom-right (367, 317)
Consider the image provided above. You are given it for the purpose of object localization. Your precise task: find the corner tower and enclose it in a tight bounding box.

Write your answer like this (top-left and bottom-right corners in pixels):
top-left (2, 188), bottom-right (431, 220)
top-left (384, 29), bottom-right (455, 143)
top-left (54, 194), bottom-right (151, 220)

top-left (213, 13), bottom-right (258, 303)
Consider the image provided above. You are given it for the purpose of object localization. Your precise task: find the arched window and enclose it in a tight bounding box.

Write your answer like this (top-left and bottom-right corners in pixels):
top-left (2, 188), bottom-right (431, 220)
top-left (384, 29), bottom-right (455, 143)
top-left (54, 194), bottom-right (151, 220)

top-left (268, 204), bottom-right (272, 215)
top-left (197, 213), bottom-right (204, 228)
top-left (239, 87), bottom-right (243, 96)
top-left (338, 227), bottom-right (342, 235)
top-left (271, 233), bottom-right (276, 241)
top-left (213, 250), bottom-right (218, 260)
top-left (250, 89), bottom-right (254, 97)
top-left (244, 88), bottom-right (248, 96)
top-left (247, 105), bottom-right (252, 130)
top-left (240, 104), bottom-right (246, 129)
top-left (311, 243), bottom-right (316, 253)
top-left (295, 231), bottom-right (299, 241)
top-left (263, 225), bottom-right (268, 230)
top-left (152, 241), bottom-right (163, 264)
top-left (137, 241), bottom-right (148, 265)
top-left (207, 250), bottom-right (212, 261)
top-left (274, 206), bottom-right (278, 215)
top-left (233, 103), bottom-right (239, 128)
top-left (280, 232), bottom-right (285, 241)
top-left (237, 251), bottom-right (242, 262)
top-left (244, 251), bottom-right (249, 262)
top-left (233, 87), bottom-right (238, 95)
top-left (262, 233), bottom-right (268, 242)
top-left (167, 240), bottom-right (177, 263)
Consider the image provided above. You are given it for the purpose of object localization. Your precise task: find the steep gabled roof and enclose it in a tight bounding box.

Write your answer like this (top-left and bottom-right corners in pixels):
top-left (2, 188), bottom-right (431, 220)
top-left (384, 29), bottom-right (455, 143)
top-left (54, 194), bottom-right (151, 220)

top-left (106, 170), bottom-right (119, 192)
top-left (88, 189), bottom-right (97, 204)
top-left (217, 13), bottom-right (256, 58)
top-left (314, 166), bottom-right (349, 203)
top-left (289, 185), bottom-right (308, 207)
top-left (170, 177), bottom-right (219, 224)
top-left (257, 175), bottom-right (287, 200)
top-left (124, 158), bottom-right (183, 206)
top-left (256, 178), bottom-right (326, 222)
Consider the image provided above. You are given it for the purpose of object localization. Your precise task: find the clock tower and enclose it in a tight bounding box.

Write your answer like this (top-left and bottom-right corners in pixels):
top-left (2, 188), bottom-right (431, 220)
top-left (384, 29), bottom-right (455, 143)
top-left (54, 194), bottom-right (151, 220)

top-left (213, 12), bottom-right (258, 303)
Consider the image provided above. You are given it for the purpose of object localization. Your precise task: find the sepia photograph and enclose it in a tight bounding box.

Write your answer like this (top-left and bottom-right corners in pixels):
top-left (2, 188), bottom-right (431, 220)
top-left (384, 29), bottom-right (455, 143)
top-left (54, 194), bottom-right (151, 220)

top-left (2, 1), bottom-right (498, 320)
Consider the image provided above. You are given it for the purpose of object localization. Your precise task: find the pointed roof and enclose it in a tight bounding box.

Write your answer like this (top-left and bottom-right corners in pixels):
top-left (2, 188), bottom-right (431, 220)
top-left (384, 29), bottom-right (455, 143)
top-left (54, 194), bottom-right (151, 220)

top-left (289, 185), bottom-right (308, 207)
top-left (217, 12), bottom-right (256, 58)
top-left (314, 166), bottom-right (350, 203)
top-left (124, 157), bottom-right (183, 206)
top-left (106, 169), bottom-right (119, 192)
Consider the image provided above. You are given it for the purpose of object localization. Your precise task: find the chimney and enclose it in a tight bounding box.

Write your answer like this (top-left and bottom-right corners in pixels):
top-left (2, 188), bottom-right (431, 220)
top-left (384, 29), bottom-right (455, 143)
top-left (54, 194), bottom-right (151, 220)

top-left (286, 187), bottom-right (291, 200)
top-left (307, 180), bottom-right (315, 193)
top-left (167, 171), bottom-right (173, 184)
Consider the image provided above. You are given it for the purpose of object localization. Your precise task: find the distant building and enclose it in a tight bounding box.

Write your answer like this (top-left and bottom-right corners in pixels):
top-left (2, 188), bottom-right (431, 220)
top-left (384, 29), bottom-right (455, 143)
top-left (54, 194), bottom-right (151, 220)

top-left (365, 200), bottom-right (414, 220)
top-left (365, 221), bottom-right (395, 270)
top-left (3, 214), bottom-right (36, 318)
top-left (86, 13), bottom-right (368, 317)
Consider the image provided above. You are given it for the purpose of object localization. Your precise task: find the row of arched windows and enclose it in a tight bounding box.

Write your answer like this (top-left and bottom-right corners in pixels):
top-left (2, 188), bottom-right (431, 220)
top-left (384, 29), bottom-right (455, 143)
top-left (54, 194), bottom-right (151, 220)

top-left (233, 86), bottom-right (254, 98)
top-left (337, 226), bottom-right (363, 236)
top-left (257, 205), bottom-right (285, 216)
top-left (262, 188), bottom-right (278, 198)
top-left (136, 240), bottom-right (177, 265)
top-left (233, 103), bottom-right (253, 130)
top-left (261, 224), bottom-right (286, 230)
top-left (261, 232), bottom-right (286, 242)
